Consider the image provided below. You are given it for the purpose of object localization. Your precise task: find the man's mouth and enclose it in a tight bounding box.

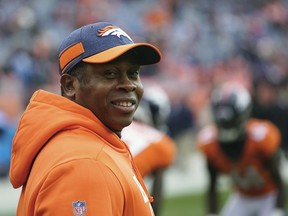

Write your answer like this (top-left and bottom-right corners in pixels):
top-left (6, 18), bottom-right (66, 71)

top-left (114, 101), bottom-right (133, 107)
top-left (111, 99), bottom-right (136, 113)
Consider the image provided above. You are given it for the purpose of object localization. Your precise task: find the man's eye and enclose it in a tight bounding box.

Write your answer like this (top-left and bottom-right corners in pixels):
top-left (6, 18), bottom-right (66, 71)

top-left (105, 71), bottom-right (117, 78)
top-left (129, 70), bottom-right (140, 78)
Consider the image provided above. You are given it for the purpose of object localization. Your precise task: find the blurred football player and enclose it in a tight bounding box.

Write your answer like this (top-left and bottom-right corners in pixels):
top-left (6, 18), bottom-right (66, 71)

top-left (0, 110), bottom-right (16, 178)
top-left (121, 95), bottom-right (176, 215)
top-left (197, 82), bottom-right (286, 216)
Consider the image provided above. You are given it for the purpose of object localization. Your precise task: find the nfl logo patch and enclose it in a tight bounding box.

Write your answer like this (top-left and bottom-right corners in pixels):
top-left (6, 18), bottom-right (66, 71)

top-left (72, 200), bottom-right (87, 216)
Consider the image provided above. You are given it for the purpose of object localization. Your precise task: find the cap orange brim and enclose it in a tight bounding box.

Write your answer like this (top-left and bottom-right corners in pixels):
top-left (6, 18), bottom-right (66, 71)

top-left (82, 43), bottom-right (161, 65)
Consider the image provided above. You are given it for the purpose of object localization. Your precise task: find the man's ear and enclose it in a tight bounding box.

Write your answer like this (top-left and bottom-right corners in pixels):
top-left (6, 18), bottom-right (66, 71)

top-left (60, 74), bottom-right (77, 99)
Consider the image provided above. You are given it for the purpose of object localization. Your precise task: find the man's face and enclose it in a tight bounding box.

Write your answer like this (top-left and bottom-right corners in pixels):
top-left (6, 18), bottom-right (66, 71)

top-left (70, 54), bottom-right (144, 135)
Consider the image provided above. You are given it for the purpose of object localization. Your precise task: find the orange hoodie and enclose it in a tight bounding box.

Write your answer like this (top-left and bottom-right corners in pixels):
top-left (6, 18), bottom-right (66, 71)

top-left (9, 90), bottom-right (154, 216)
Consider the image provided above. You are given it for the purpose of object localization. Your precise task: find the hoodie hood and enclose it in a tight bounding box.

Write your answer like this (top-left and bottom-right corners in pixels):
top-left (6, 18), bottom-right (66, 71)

top-left (9, 90), bottom-right (125, 188)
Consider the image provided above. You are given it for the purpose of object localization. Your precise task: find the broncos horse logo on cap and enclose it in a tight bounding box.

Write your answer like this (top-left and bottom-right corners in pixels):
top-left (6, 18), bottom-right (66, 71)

top-left (98, 26), bottom-right (133, 42)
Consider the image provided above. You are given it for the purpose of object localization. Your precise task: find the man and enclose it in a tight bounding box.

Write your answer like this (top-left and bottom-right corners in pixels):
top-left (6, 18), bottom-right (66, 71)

top-left (9, 22), bottom-right (161, 215)
top-left (197, 82), bottom-right (286, 216)
top-left (121, 96), bottom-right (176, 215)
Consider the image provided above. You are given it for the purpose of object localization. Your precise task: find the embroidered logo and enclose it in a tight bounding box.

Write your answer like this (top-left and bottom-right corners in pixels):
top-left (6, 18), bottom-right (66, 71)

top-left (72, 200), bottom-right (87, 216)
top-left (98, 25), bottom-right (133, 42)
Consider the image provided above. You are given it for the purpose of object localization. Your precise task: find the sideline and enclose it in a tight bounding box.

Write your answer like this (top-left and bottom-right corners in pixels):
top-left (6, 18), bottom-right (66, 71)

top-left (1, 151), bottom-right (287, 214)
top-left (0, 151), bottom-right (208, 214)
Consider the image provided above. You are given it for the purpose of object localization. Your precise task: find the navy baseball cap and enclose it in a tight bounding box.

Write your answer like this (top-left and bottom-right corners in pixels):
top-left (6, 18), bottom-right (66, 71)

top-left (58, 22), bottom-right (162, 74)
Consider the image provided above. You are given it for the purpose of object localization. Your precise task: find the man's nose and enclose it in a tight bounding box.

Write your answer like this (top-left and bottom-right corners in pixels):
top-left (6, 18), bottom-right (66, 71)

top-left (116, 76), bottom-right (137, 91)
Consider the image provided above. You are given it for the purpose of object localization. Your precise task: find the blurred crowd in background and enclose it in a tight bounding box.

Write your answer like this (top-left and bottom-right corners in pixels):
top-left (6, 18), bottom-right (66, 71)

top-left (1, 0), bottom-right (288, 176)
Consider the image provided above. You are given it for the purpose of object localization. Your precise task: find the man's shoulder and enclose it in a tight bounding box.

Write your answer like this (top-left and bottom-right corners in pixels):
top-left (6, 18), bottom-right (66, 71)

top-left (197, 125), bottom-right (217, 147)
top-left (247, 119), bottom-right (280, 144)
top-left (246, 119), bottom-right (281, 156)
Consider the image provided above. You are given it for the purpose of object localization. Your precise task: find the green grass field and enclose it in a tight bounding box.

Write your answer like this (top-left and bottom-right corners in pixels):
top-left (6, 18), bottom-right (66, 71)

top-left (160, 186), bottom-right (288, 216)
top-left (160, 192), bottom-right (207, 216)
top-left (159, 190), bottom-right (230, 216)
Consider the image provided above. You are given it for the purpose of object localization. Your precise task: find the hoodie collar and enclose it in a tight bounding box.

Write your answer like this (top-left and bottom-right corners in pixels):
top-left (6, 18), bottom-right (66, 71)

top-left (10, 90), bottom-right (125, 188)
